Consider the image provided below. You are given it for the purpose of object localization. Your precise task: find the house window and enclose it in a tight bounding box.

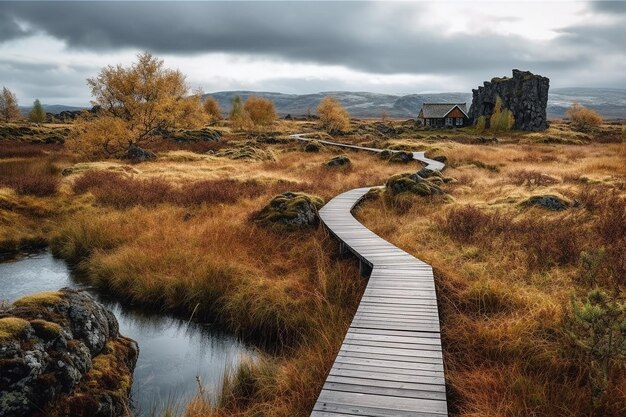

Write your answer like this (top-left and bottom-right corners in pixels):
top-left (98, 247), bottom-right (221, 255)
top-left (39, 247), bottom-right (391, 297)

top-left (445, 118), bottom-right (453, 126)
top-left (425, 119), bottom-right (431, 126)
top-left (455, 118), bottom-right (463, 126)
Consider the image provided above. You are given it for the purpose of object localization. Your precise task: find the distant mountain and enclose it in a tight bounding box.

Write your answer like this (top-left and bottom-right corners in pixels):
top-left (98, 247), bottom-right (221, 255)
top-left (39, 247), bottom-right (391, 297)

top-left (205, 91), bottom-right (472, 119)
top-left (25, 88), bottom-right (625, 121)
top-left (548, 88), bottom-right (626, 119)
top-left (19, 104), bottom-right (87, 116)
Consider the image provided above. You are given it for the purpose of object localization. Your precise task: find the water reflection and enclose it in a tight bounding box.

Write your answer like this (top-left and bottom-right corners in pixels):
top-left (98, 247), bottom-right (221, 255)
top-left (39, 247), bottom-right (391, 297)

top-left (0, 251), bottom-right (256, 415)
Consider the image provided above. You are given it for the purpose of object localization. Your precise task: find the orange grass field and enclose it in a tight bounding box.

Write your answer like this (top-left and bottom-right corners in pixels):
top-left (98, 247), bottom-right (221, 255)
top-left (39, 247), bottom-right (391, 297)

top-left (0, 119), bottom-right (625, 416)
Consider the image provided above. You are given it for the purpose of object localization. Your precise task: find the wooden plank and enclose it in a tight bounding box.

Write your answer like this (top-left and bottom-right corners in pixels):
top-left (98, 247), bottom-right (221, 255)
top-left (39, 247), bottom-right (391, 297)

top-left (291, 134), bottom-right (447, 416)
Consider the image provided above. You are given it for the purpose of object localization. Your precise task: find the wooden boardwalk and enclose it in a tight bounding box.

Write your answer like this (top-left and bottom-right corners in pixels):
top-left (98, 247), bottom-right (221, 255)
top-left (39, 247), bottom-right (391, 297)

top-left (290, 134), bottom-right (448, 417)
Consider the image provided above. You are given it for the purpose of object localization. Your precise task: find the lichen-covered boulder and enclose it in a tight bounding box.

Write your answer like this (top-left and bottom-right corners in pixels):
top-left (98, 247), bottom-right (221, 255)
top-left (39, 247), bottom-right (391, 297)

top-left (385, 172), bottom-right (444, 196)
top-left (521, 195), bottom-right (572, 211)
top-left (326, 155), bottom-right (351, 167)
top-left (254, 192), bottom-right (324, 228)
top-left (388, 151), bottom-right (413, 163)
top-left (0, 289), bottom-right (138, 417)
top-left (303, 141), bottom-right (323, 152)
top-left (127, 145), bottom-right (156, 162)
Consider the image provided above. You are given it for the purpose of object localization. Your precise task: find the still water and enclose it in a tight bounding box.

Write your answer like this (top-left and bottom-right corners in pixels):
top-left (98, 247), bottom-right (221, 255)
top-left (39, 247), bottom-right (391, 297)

top-left (0, 251), bottom-right (256, 415)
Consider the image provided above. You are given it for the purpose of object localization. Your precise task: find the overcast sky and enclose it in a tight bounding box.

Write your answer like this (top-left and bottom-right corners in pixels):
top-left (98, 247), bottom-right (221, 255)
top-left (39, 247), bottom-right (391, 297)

top-left (1, 1), bottom-right (625, 106)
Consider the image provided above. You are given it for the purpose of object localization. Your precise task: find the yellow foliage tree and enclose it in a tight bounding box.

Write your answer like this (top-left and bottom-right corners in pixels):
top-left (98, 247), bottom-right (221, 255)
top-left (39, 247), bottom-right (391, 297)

top-left (68, 52), bottom-right (205, 157)
top-left (229, 95), bottom-right (251, 131)
top-left (0, 87), bottom-right (21, 122)
top-left (489, 96), bottom-right (515, 132)
top-left (203, 97), bottom-right (222, 124)
top-left (567, 102), bottom-right (603, 132)
top-left (244, 96), bottom-right (276, 128)
top-left (317, 97), bottom-right (350, 133)
top-left (66, 116), bottom-right (131, 159)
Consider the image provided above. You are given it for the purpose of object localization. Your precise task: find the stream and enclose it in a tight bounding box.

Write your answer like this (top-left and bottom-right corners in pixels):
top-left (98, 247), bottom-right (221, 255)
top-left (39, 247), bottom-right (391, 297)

top-left (0, 250), bottom-right (256, 416)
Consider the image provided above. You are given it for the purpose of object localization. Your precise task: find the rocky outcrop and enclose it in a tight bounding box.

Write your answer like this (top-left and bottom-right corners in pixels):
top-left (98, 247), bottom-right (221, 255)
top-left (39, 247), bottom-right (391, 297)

top-left (385, 171), bottom-right (446, 197)
top-left (126, 145), bottom-right (156, 162)
top-left (522, 195), bottom-right (572, 211)
top-left (326, 155), bottom-right (351, 167)
top-left (253, 192), bottom-right (324, 228)
top-left (0, 289), bottom-right (138, 417)
top-left (469, 69), bottom-right (549, 131)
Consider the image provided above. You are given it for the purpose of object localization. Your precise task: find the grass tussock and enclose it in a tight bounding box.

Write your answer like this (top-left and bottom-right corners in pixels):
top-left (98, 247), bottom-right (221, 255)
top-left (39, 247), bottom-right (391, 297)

top-left (72, 171), bottom-right (267, 208)
top-left (2, 120), bottom-right (625, 417)
top-left (0, 158), bottom-right (61, 196)
top-left (357, 142), bottom-right (626, 416)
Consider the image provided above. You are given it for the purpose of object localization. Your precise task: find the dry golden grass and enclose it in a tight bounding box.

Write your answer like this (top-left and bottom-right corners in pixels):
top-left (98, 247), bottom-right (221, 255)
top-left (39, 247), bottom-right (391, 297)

top-left (355, 136), bottom-right (626, 416)
top-left (1, 119), bottom-right (625, 416)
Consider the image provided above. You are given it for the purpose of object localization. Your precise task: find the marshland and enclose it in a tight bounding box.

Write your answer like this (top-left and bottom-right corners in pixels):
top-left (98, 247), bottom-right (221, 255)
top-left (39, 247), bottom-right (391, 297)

top-left (1, 2), bottom-right (626, 417)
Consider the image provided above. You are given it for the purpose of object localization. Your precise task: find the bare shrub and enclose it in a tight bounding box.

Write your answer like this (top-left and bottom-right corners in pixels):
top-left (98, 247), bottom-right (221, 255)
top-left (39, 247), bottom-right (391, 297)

top-left (0, 158), bottom-right (60, 196)
top-left (244, 96), bottom-right (276, 128)
top-left (203, 97), bottom-right (222, 123)
top-left (317, 97), bottom-right (350, 133)
top-left (509, 169), bottom-right (559, 188)
top-left (567, 102), bottom-right (603, 132)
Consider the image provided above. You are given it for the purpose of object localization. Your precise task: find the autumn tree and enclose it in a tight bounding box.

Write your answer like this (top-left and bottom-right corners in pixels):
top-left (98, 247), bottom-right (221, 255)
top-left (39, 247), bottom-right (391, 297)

top-left (0, 87), bottom-right (21, 122)
top-left (567, 102), bottom-right (603, 132)
top-left (229, 95), bottom-right (250, 131)
top-left (67, 52), bottom-right (205, 158)
top-left (203, 96), bottom-right (222, 123)
top-left (244, 96), bottom-right (276, 128)
top-left (489, 96), bottom-right (515, 132)
top-left (28, 99), bottom-right (46, 123)
top-left (317, 97), bottom-right (350, 133)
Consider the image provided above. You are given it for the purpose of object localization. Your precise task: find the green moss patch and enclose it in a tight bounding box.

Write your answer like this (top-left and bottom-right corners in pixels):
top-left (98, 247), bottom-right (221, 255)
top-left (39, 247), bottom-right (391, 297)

top-left (385, 172), bottom-right (444, 196)
top-left (254, 192), bottom-right (324, 228)
top-left (30, 319), bottom-right (62, 340)
top-left (0, 317), bottom-right (30, 341)
top-left (13, 291), bottom-right (63, 308)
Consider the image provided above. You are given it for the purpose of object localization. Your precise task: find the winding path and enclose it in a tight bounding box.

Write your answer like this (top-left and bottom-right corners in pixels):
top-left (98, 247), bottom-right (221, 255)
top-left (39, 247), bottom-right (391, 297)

top-left (290, 134), bottom-right (448, 417)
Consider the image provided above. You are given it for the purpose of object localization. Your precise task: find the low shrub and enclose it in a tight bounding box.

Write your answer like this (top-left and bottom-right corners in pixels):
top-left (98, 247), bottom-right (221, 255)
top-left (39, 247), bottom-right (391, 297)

top-left (567, 102), bottom-right (603, 132)
top-left (0, 158), bottom-right (60, 196)
top-left (73, 170), bottom-right (267, 208)
top-left (509, 169), bottom-right (559, 188)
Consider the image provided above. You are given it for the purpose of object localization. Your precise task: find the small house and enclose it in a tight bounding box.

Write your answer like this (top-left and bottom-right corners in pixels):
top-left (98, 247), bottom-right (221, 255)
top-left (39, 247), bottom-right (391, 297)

top-left (418, 103), bottom-right (469, 128)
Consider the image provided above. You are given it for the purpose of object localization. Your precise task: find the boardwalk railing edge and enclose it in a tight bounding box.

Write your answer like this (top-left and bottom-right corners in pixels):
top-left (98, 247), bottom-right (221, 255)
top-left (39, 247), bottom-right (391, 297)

top-left (290, 134), bottom-right (449, 417)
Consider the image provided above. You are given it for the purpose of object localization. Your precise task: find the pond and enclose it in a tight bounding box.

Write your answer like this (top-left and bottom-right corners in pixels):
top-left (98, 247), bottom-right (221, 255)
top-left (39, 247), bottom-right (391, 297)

top-left (0, 251), bottom-right (256, 416)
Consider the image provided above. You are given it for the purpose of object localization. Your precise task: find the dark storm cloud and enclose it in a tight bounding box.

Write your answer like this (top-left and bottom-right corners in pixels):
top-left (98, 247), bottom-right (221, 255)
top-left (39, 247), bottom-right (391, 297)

top-left (0, 1), bottom-right (586, 77)
top-left (591, 1), bottom-right (626, 14)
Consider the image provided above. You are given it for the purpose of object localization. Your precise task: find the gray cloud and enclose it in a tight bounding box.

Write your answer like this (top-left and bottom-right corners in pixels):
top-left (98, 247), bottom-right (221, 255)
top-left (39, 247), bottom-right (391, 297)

top-left (0, 1), bottom-right (596, 77)
top-left (0, 1), bottom-right (624, 104)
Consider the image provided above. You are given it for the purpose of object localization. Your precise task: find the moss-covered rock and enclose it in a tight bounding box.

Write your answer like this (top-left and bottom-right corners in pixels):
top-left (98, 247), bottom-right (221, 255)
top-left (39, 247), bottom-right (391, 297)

top-left (303, 140), bottom-right (323, 152)
top-left (388, 151), bottom-right (414, 163)
top-left (385, 172), bottom-right (444, 196)
top-left (326, 155), bottom-right (351, 167)
top-left (0, 288), bottom-right (138, 417)
top-left (211, 145), bottom-right (276, 161)
top-left (521, 194), bottom-right (572, 211)
top-left (254, 192), bottom-right (324, 229)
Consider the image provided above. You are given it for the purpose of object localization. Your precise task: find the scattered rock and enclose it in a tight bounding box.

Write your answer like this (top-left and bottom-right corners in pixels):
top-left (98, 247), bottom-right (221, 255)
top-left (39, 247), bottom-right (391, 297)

top-left (521, 195), bottom-right (572, 211)
top-left (253, 192), bottom-right (324, 228)
top-left (255, 134), bottom-right (282, 144)
top-left (472, 136), bottom-right (499, 144)
top-left (126, 145), bottom-right (156, 162)
top-left (211, 145), bottom-right (275, 161)
top-left (385, 172), bottom-right (444, 196)
top-left (432, 155), bottom-right (448, 163)
top-left (0, 288), bottom-right (138, 417)
top-left (469, 69), bottom-right (550, 131)
top-left (303, 141), bottom-right (323, 152)
top-left (326, 155), bottom-right (351, 167)
top-left (167, 128), bottom-right (221, 143)
top-left (388, 151), bottom-right (413, 163)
